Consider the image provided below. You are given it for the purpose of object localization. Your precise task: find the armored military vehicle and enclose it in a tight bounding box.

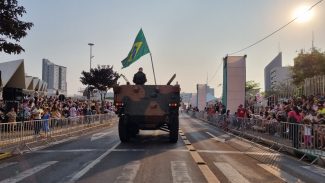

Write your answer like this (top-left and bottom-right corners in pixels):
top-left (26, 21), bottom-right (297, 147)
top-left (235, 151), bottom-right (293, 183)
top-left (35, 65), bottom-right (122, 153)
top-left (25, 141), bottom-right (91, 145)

top-left (113, 74), bottom-right (180, 143)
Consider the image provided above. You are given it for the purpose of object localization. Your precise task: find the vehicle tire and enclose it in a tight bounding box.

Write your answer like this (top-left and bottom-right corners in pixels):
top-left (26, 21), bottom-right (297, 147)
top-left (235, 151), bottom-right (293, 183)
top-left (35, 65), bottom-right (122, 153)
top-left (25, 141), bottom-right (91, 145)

top-left (129, 126), bottom-right (139, 138)
top-left (169, 115), bottom-right (179, 143)
top-left (119, 115), bottom-right (129, 142)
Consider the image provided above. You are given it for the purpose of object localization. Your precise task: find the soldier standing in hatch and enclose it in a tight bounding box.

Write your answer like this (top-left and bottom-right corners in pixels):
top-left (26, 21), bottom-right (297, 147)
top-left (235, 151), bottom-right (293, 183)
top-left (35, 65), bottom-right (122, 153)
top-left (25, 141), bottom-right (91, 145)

top-left (133, 67), bottom-right (147, 85)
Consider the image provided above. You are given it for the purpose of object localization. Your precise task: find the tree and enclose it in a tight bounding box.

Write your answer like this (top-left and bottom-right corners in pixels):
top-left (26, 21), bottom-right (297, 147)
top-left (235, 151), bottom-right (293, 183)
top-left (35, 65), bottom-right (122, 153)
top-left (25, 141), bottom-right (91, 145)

top-left (291, 48), bottom-right (325, 85)
top-left (245, 80), bottom-right (261, 106)
top-left (80, 65), bottom-right (120, 110)
top-left (245, 80), bottom-right (260, 92)
top-left (0, 0), bottom-right (33, 54)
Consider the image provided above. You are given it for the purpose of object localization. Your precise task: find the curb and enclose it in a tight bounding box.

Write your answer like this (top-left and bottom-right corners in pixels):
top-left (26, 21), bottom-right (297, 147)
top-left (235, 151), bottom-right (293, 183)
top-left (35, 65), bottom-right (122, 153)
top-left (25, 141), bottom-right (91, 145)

top-left (0, 152), bottom-right (12, 160)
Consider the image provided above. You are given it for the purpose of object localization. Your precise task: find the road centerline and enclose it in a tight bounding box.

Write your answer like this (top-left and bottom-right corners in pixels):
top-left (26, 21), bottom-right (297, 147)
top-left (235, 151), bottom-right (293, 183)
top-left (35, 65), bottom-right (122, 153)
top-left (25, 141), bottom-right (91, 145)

top-left (180, 128), bottom-right (220, 183)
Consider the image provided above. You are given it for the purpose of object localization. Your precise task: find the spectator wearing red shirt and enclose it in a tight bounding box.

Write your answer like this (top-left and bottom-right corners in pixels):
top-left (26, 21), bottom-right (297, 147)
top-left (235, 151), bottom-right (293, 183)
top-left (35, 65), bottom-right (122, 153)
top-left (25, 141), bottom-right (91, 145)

top-left (288, 106), bottom-right (302, 148)
top-left (237, 104), bottom-right (246, 118)
top-left (236, 104), bottom-right (246, 129)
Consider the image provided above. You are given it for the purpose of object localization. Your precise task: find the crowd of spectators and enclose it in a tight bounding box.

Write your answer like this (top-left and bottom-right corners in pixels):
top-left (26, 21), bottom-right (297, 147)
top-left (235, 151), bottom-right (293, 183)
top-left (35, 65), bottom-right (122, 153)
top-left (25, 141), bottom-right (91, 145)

top-left (0, 92), bottom-right (114, 125)
top-left (200, 95), bottom-right (325, 123)
top-left (188, 95), bottom-right (325, 150)
top-left (252, 95), bottom-right (325, 149)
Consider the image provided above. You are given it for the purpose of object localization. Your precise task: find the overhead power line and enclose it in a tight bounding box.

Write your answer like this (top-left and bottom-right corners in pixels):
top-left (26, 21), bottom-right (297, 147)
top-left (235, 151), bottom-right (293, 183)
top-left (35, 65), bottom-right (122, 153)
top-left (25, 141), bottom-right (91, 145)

top-left (228, 0), bottom-right (323, 55)
top-left (208, 58), bottom-right (223, 82)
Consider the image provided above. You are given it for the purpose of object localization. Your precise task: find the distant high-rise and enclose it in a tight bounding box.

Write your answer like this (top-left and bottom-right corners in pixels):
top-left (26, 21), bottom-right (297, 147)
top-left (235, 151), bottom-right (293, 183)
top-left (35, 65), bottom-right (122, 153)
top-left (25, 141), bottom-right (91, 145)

top-left (264, 53), bottom-right (282, 92)
top-left (264, 53), bottom-right (291, 91)
top-left (207, 86), bottom-right (214, 97)
top-left (42, 59), bottom-right (67, 95)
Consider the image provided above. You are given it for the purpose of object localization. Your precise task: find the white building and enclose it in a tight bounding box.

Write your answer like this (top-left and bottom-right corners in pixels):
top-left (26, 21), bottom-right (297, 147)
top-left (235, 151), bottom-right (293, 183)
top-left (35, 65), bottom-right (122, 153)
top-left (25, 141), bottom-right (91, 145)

top-left (0, 59), bottom-right (47, 99)
top-left (196, 84), bottom-right (216, 111)
top-left (42, 59), bottom-right (67, 95)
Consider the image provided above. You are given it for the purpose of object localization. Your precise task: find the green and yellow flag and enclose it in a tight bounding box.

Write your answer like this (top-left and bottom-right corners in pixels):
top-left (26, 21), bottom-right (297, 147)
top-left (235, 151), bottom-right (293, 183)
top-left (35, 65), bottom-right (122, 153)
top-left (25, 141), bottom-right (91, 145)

top-left (121, 29), bottom-right (150, 68)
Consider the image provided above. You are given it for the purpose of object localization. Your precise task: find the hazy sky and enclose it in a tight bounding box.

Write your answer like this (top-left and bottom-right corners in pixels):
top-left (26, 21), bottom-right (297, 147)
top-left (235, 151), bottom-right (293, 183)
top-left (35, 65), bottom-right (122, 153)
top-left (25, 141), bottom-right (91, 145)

top-left (1, 0), bottom-right (324, 97)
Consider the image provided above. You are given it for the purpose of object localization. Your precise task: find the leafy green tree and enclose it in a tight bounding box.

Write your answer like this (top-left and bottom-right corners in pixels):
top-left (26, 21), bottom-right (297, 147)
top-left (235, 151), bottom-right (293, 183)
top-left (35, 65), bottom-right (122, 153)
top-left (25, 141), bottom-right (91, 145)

top-left (0, 0), bottom-right (33, 54)
top-left (245, 80), bottom-right (261, 106)
top-left (291, 48), bottom-right (325, 85)
top-left (245, 80), bottom-right (260, 92)
top-left (80, 65), bottom-right (120, 102)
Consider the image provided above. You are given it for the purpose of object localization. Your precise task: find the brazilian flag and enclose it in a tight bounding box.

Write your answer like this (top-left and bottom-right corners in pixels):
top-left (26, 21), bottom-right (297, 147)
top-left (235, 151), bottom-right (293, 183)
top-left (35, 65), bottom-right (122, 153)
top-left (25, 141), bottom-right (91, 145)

top-left (121, 29), bottom-right (150, 68)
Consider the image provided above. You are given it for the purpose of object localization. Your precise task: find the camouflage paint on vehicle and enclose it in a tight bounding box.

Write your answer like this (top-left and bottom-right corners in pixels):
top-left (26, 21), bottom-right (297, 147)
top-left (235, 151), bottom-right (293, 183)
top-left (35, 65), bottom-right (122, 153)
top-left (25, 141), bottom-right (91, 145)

top-left (114, 84), bottom-right (180, 130)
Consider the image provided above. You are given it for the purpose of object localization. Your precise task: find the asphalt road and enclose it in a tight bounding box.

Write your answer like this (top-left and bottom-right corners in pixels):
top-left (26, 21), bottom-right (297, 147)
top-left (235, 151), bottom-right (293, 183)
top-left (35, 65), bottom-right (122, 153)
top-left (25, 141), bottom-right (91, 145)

top-left (0, 113), bottom-right (325, 183)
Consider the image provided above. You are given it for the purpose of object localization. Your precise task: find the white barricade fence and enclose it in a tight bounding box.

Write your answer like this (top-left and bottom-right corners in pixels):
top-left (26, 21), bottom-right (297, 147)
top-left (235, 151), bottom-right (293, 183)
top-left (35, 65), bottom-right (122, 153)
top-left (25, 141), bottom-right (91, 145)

top-left (186, 110), bottom-right (325, 164)
top-left (0, 113), bottom-right (116, 153)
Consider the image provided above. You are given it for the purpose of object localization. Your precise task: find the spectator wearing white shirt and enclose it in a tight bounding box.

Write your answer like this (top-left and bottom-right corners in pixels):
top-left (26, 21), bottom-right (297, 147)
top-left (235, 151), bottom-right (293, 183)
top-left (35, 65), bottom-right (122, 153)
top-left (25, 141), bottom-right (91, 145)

top-left (69, 105), bottom-right (77, 118)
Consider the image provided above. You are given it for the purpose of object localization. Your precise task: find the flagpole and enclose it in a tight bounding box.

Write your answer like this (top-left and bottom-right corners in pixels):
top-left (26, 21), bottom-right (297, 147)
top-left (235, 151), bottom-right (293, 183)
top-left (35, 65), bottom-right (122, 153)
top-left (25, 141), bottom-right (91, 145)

top-left (149, 53), bottom-right (157, 85)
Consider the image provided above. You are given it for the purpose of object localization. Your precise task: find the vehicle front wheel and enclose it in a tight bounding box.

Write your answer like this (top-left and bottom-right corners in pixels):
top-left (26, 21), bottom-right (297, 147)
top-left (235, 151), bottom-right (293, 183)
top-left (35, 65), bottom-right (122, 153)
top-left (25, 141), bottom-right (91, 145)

top-left (169, 115), bottom-right (179, 143)
top-left (118, 115), bottom-right (129, 142)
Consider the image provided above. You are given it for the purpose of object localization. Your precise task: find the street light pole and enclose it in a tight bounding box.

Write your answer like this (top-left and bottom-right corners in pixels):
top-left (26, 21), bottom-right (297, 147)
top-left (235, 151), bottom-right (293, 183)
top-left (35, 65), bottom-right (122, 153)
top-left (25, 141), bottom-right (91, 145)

top-left (88, 43), bottom-right (94, 71)
top-left (87, 43), bottom-right (94, 100)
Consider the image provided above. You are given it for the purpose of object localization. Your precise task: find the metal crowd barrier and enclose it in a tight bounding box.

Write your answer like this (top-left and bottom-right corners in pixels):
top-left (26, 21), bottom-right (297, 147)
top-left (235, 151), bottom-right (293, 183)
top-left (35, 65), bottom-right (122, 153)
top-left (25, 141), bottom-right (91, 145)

top-left (187, 110), bottom-right (325, 164)
top-left (0, 112), bottom-right (116, 153)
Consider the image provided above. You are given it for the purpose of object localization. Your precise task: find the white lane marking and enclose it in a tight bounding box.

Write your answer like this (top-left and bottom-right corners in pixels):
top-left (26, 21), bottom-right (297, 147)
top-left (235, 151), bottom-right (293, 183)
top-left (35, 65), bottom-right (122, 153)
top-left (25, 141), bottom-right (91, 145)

top-left (114, 161), bottom-right (141, 183)
top-left (112, 149), bottom-right (188, 152)
top-left (33, 149), bottom-right (101, 153)
top-left (220, 134), bottom-right (230, 138)
top-left (26, 137), bottom-right (79, 152)
top-left (30, 148), bottom-right (278, 155)
top-left (198, 150), bottom-right (280, 156)
top-left (214, 162), bottom-right (250, 183)
top-left (0, 161), bottom-right (58, 183)
top-left (32, 148), bottom-right (188, 153)
top-left (112, 149), bottom-right (146, 152)
top-left (52, 136), bottom-right (78, 145)
top-left (206, 132), bottom-right (226, 143)
top-left (258, 164), bottom-right (304, 183)
top-left (68, 142), bottom-right (120, 182)
top-left (171, 161), bottom-right (192, 183)
top-left (90, 131), bottom-right (113, 141)
top-left (0, 162), bottom-right (17, 169)
top-left (301, 165), bottom-right (325, 177)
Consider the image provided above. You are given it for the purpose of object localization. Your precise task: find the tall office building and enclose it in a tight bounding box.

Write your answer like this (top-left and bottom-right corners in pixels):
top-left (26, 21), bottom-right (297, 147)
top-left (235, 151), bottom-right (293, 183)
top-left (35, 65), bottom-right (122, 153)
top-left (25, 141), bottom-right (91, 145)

top-left (270, 66), bottom-right (291, 90)
top-left (197, 84), bottom-right (208, 111)
top-left (264, 53), bottom-right (282, 92)
top-left (207, 86), bottom-right (215, 97)
top-left (264, 52), bottom-right (291, 91)
top-left (42, 59), bottom-right (67, 95)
